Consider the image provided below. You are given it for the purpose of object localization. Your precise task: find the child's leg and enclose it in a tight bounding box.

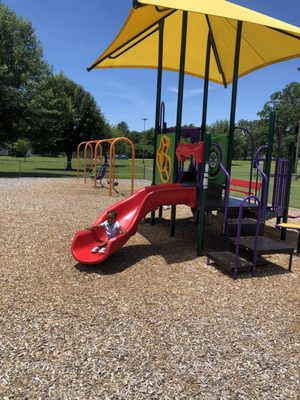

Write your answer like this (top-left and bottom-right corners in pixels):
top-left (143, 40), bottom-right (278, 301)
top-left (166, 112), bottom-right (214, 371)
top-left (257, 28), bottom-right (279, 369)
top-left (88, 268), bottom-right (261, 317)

top-left (91, 240), bottom-right (108, 253)
top-left (98, 240), bottom-right (108, 249)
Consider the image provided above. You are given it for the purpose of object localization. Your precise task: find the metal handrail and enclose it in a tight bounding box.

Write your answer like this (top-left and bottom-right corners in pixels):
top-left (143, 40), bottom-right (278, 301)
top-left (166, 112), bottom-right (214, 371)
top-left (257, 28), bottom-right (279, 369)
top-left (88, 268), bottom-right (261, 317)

top-left (255, 145), bottom-right (268, 220)
top-left (234, 126), bottom-right (255, 199)
top-left (211, 141), bottom-right (230, 234)
top-left (233, 195), bottom-right (261, 280)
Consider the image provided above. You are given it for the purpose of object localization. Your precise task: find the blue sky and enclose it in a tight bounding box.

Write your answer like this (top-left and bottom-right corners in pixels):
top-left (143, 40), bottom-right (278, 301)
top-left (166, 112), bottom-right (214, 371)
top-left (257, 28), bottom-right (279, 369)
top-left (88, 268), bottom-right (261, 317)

top-left (3, 0), bottom-right (300, 131)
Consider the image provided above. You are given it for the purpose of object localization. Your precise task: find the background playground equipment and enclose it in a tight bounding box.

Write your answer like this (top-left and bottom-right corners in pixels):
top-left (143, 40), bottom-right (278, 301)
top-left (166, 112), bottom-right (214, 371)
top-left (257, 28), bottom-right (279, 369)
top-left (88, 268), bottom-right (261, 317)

top-left (77, 141), bottom-right (94, 178)
top-left (77, 137), bottom-right (135, 196)
top-left (77, 138), bottom-right (114, 184)
top-left (88, 138), bottom-right (113, 187)
top-left (89, 163), bottom-right (107, 184)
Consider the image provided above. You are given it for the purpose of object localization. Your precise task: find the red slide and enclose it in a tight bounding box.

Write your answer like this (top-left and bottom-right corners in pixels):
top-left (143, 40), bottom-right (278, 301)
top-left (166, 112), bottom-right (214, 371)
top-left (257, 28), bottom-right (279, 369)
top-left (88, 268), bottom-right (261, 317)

top-left (71, 183), bottom-right (197, 265)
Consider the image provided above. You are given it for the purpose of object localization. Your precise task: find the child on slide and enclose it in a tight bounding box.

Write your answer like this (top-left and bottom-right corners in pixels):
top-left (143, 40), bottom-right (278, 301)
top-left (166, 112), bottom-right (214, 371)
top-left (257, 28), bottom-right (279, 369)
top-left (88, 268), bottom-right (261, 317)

top-left (87, 209), bottom-right (126, 253)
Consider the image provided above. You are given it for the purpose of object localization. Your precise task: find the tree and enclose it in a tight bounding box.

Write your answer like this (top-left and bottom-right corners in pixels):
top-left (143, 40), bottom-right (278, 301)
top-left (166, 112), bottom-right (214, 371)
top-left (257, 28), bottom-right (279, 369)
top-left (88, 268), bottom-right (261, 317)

top-left (8, 138), bottom-right (30, 158)
top-left (207, 119), bottom-right (250, 160)
top-left (29, 73), bottom-right (106, 169)
top-left (143, 128), bottom-right (155, 158)
top-left (207, 120), bottom-right (229, 136)
top-left (258, 82), bottom-right (300, 156)
top-left (0, 3), bottom-right (50, 143)
top-left (110, 121), bottom-right (132, 156)
top-left (235, 119), bottom-right (267, 159)
top-left (116, 121), bottom-right (130, 136)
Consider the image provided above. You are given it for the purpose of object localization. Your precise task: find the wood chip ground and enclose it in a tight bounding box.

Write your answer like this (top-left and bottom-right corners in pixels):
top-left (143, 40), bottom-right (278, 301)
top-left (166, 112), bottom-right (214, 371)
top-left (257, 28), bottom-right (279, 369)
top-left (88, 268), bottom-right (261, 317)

top-left (0, 178), bottom-right (299, 399)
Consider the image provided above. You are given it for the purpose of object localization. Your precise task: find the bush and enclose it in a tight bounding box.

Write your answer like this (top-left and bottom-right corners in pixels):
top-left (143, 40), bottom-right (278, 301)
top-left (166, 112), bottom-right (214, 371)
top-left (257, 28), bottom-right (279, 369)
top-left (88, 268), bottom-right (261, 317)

top-left (8, 139), bottom-right (31, 158)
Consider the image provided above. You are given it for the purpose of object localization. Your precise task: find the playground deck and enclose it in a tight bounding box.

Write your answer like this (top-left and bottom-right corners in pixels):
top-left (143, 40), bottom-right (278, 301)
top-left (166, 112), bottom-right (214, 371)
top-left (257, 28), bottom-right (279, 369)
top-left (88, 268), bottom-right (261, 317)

top-left (206, 194), bottom-right (258, 213)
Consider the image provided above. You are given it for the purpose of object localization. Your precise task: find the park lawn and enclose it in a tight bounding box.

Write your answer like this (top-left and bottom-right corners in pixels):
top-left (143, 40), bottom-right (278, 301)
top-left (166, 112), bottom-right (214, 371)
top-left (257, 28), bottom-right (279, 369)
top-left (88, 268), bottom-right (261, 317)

top-left (0, 156), bottom-right (153, 180)
top-left (0, 155), bottom-right (70, 177)
top-left (0, 156), bottom-right (299, 208)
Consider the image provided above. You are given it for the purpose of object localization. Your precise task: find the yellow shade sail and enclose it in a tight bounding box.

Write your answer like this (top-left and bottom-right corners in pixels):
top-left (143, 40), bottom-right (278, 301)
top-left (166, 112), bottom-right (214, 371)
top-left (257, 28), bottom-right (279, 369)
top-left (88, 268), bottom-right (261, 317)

top-left (88, 0), bottom-right (300, 86)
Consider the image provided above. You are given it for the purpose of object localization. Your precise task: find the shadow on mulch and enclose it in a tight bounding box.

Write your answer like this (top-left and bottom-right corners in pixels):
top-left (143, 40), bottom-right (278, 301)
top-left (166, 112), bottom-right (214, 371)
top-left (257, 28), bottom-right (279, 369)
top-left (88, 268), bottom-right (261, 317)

top-left (75, 216), bottom-right (226, 275)
top-left (210, 260), bottom-right (292, 280)
top-left (75, 240), bottom-right (201, 275)
top-left (75, 243), bottom-right (156, 275)
top-left (75, 214), bottom-right (299, 277)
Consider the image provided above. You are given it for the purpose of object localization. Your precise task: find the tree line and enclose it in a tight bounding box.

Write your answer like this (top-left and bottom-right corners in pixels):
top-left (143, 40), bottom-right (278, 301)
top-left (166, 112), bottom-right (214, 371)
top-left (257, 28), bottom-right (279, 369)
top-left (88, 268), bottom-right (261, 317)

top-left (1, 2), bottom-right (299, 168)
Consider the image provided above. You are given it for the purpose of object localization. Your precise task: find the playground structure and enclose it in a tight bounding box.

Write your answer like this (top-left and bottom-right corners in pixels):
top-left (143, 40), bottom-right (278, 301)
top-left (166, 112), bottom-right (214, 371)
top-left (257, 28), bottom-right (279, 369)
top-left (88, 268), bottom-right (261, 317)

top-left (72, 112), bottom-right (298, 277)
top-left (205, 121), bottom-right (296, 277)
top-left (76, 137), bottom-right (135, 196)
top-left (72, 1), bottom-right (299, 278)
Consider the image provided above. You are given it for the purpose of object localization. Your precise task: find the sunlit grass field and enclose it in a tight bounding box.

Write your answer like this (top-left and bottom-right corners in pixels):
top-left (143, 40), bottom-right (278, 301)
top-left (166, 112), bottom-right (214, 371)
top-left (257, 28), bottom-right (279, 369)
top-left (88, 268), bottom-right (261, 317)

top-left (0, 156), bottom-right (153, 180)
top-left (231, 160), bottom-right (299, 209)
top-left (0, 156), bottom-right (299, 208)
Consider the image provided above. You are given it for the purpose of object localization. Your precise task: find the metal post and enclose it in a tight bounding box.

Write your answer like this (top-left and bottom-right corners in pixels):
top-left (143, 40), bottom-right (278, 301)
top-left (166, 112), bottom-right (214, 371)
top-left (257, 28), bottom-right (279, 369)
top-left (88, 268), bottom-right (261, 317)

top-left (142, 117), bottom-right (148, 164)
top-left (261, 111), bottom-right (276, 221)
top-left (227, 21), bottom-right (243, 176)
top-left (197, 133), bottom-right (211, 256)
top-left (170, 11), bottom-right (188, 237)
top-left (295, 67), bottom-right (300, 174)
top-left (152, 20), bottom-right (164, 185)
top-left (281, 141), bottom-right (295, 240)
top-left (295, 122), bottom-right (300, 175)
top-left (151, 19), bottom-right (164, 225)
top-left (174, 11), bottom-right (188, 175)
top-left (201, 33), bottom-right (211, 140)
top-left (265, 111), bottom-right (276, 180)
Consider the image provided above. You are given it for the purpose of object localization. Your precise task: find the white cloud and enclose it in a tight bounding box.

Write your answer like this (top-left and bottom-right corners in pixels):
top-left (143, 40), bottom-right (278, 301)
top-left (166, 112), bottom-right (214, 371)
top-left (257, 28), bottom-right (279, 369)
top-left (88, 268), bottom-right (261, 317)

top-left (167, 84), bottom-right (217, 98)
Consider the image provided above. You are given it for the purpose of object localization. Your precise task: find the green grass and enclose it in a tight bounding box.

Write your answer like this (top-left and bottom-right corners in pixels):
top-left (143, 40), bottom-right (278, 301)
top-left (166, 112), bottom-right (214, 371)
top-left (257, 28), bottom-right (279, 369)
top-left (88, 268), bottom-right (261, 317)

top-left (0, 156), bottom-right (299, 208)
top-left (0, 156), bottom-right (154, 180)
top-left (0, 156), bottom-right (71, 177)
top-left (231, 160), bottom-right (300, 209)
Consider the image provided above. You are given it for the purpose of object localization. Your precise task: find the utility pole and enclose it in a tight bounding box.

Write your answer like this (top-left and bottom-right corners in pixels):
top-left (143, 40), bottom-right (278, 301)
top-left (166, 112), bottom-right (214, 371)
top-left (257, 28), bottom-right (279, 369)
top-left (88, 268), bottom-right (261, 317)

top-left (142, 117), bottom-right (148, 163)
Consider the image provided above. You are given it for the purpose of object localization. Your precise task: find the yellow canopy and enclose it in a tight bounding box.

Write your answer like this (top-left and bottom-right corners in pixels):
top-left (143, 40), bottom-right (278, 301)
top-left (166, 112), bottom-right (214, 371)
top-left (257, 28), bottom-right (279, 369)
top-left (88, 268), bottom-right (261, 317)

top-left (88, 0), bottom-right (300, 86)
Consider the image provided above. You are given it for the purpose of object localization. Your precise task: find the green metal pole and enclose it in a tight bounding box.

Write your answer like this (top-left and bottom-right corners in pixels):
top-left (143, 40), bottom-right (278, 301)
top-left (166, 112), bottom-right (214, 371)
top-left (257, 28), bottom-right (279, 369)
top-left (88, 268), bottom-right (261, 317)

top-left (295, 122), bottom-right (300, 174)
top-left (174, 11), bottom-right (188, 180)
top-left (281, 141), bottom-right (295, 241)
top-left (152, 20), bottom-right (164, 185)
top-left (201, 33), bottom-right (211, 140)
top-left (198, 133), bottom-right (211, 256)
top-left (261, 111), bottom-right (276, 221)
top-left (227, 21), bottom-right (243, 176)
top-left (151, 20), bottom-right (164, 225)
top-left (170, 10), bottom-right (188, 237)
top-left (265, 111), bottom-right (276, 179)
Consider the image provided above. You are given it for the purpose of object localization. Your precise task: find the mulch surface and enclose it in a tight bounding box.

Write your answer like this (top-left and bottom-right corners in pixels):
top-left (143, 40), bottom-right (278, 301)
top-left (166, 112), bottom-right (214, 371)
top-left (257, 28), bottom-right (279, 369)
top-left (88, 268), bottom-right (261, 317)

top-left (0, 178), bottom-right (299, 399)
